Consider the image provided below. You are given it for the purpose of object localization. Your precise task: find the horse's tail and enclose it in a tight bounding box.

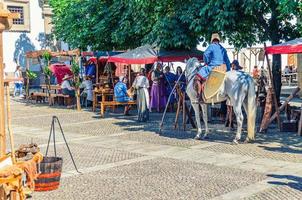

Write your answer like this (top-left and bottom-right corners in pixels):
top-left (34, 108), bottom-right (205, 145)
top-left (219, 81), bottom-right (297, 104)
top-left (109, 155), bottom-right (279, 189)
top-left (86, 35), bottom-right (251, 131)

top-left (247, 78), bottom-right (256, 140)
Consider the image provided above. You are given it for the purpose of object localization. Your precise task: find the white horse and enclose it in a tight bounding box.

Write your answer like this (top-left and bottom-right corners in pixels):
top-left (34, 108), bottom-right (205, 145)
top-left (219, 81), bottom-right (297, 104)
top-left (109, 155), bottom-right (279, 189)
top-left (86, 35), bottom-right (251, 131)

top-left (185, 58), bottom-right (256, 144)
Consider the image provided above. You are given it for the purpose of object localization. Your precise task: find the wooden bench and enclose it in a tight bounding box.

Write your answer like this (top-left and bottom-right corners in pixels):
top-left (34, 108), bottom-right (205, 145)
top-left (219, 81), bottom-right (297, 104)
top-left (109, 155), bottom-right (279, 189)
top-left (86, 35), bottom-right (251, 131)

top-left (49, 93), bottom-right (72, 106)
top-left (31, 92), bottom-right (71, 106)
top-left (100, 100), bottom-right (136, 117)
top-left (31, 92), bottom-right (48, 103)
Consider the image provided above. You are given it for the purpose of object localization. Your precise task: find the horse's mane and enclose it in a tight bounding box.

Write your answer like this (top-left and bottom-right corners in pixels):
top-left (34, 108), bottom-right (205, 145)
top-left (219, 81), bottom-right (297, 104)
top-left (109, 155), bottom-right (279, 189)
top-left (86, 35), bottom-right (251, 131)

top-left (186, 57), bottom-right (200, 77)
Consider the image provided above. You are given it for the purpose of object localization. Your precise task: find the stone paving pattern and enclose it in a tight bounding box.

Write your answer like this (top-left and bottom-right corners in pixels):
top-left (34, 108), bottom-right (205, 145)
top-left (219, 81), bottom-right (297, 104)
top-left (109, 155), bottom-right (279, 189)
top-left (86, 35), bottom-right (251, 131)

top-left (6, 100), bottom-right (302, 199)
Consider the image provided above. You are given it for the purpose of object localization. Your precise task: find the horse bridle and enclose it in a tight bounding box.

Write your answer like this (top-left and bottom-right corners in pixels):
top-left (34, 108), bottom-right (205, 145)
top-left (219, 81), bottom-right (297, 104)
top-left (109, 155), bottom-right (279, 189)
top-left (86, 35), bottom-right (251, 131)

top-left (186, 65), bottom-right (201, 84)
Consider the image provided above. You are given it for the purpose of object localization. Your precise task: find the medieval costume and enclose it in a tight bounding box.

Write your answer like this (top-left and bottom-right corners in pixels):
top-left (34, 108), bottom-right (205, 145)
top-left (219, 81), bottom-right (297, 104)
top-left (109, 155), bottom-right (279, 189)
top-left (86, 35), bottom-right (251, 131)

top-left (164, 66), bottom-right (177, 104)
top-left (176, 66), bottom-right (186, 92)
top-left (114, 76), bottom-right (130, 103)
top-left (114, 76), bottom-right (131, 115)
top-left (195, 33), bottom-right (231, 100)
top-left (150, 63), bottom-right (167, 112)
top-left (133, 68), bottom-right (150, 122)
top-left (85, 57), bottom-right (97, 83)
top-left (80, 76), bottom-right (93, 106)
top-left (61, 75), bottom-right (75, 97)
top-left (231, 60), bottom-right (243, 71)
top-left (197, 33), bottom-right (231, 79)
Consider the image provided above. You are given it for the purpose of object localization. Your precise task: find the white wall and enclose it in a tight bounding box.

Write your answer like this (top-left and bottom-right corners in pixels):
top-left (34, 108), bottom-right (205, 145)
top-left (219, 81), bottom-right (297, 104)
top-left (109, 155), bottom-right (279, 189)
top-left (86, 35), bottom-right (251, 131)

top-left (3, 1), bottom-right (45, 73)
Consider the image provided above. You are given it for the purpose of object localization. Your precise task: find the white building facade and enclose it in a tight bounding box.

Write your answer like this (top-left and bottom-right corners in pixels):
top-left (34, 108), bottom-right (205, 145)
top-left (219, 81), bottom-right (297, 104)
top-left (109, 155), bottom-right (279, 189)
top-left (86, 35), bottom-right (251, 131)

top-left (2, 0), bottom-right (52, 73)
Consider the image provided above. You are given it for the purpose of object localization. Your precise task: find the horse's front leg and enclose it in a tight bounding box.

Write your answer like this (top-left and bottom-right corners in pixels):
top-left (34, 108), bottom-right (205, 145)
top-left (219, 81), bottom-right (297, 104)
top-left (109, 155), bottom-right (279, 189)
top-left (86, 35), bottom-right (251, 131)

top-left (201, 104), bottom-right (209, 139)
top-left (192, 103), bottom-right (202, 140)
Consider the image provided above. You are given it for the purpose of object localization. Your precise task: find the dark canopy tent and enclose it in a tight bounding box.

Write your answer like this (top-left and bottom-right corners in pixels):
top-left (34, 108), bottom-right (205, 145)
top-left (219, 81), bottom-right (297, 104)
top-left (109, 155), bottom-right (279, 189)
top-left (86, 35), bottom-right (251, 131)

top-left (94, 51), bottom-right (124, 58)
top-left (107, 45), bottom-right (203, 64)
top-left (265, 38), bottom-right (302, 54)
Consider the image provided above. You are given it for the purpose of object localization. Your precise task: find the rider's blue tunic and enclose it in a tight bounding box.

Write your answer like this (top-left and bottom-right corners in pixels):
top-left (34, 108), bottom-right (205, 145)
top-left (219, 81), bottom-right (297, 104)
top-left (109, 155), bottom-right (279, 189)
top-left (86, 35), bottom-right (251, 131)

top-left (198, 43), bottom-right (231, 79)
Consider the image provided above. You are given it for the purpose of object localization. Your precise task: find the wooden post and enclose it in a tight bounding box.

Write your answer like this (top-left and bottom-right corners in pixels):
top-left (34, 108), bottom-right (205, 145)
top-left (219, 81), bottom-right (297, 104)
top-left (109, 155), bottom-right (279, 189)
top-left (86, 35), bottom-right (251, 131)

top-left (264, 43), bottom-right (281, 130)
top-left (26, 58), bottom-right (30, 99)
top-left (0, 31), bottom-right (5, 156)
top-left (182, 92), bottom-right (186, 131)
top-left (265, 87), bottom-right (300, 127)
top-left (75, 55), bottom-right (81, 111)
top-left (96, 58), bottom-right (99, 84)
top-left (5, 82), bottom-right (16, 164)
top-left (298, 105), bottom-right (302, 136)
top-left (174, 89), bottom-right (181, 129)
top-left (249, 48), bottom-right (252, 73)
top-left (128, 65), bottom-right (131, 87)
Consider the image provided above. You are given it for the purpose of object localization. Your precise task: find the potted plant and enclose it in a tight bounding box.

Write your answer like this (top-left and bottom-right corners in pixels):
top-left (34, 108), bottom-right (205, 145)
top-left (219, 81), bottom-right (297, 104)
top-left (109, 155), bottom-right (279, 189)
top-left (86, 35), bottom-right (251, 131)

top-left (25, 69), bottom-right (37, 99)
top-left (42, 51), bottom-right (53, 105)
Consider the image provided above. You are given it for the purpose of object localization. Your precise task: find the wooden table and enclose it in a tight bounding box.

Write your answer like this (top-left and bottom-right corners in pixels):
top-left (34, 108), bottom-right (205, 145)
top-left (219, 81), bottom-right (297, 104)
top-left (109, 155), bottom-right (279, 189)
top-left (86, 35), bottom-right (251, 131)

top-left (92, 89), bottom-right (114, 112)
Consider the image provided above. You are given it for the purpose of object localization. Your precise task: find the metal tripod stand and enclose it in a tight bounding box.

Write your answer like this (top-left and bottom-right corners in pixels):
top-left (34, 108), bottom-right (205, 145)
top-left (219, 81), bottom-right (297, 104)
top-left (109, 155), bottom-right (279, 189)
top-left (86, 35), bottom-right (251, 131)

top-left (46, 116), bottom-right (81, 173)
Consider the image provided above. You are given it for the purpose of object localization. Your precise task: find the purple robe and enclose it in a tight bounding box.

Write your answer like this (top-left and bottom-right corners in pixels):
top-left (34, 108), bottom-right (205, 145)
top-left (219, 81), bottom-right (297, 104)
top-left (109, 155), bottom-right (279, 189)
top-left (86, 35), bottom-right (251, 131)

top-left (150, 70), bottom-right (167, 111)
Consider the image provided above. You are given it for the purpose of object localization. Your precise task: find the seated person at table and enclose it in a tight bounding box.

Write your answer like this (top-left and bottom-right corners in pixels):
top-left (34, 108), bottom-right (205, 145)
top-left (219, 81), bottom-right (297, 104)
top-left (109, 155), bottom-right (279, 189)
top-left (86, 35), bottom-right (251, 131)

top-left (114, 76), bottom-right (132, 115)
top-left (61, 74), bottom-right (75, 97)
top-left (80, 75), bottom-right (93, 106)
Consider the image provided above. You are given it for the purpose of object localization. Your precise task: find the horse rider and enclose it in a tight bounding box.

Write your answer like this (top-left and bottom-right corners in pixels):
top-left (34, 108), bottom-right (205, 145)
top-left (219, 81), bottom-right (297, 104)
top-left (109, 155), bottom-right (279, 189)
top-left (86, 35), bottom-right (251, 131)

top-left (195, 33), bottom-right (231, 100)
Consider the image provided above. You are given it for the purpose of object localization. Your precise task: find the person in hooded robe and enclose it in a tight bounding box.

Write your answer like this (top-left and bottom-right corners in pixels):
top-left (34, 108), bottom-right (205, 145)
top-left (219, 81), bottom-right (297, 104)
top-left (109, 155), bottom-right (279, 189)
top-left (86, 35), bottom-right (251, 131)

top-left (231, 60), bottom-right (243, 71)
top-left (85, 57), bottom-right (97, 83)
top-left (164, 66), bottom-right (177, 106)
top-left (150, 63), bottom-right (167, 112)
top-left (132, 68), bottom-right (150, 122)
top-left (176, 66), bottom-right (186, 92)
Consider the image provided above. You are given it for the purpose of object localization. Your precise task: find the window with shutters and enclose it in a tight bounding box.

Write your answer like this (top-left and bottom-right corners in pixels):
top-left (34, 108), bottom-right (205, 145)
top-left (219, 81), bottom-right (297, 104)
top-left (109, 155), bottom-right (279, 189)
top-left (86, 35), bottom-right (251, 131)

top-left (4, 0), bottom-right (30, 32)
top-left (7, 6), bottom-right (24, 25)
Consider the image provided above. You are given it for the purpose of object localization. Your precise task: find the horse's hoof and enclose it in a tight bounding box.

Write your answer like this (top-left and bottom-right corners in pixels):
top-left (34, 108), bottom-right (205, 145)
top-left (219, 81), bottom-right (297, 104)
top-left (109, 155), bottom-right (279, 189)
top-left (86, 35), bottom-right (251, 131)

top-left (194, 135), bottom-right (201, 140)
top-left (244, 138), bottom-right (254, 144)
top-left (202, 135), bottom-right (209, 140)
top-left (232, 139), bottom-right (239, 145)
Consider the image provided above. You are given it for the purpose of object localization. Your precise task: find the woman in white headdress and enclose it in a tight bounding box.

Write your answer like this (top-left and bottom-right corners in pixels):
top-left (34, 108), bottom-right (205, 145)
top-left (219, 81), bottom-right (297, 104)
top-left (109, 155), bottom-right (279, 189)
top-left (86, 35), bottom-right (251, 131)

top-left (132, 68), bottom-right (150, 122)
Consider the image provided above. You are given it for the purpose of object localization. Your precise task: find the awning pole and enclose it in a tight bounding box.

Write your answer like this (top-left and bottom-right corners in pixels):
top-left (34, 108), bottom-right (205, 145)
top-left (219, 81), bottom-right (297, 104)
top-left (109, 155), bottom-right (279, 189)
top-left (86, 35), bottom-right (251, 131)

top-left (0, 31), bottom-right (5, 156)
top-left (264, 43), bottom-right (281, 130)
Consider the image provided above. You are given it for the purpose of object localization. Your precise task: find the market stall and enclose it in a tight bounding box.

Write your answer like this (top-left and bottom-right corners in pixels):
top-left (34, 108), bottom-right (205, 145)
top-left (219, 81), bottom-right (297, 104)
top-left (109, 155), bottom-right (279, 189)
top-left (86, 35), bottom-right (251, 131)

top-left (262, 38), bottom-right (302, 134)
top-left (94, 45), bottom-right (203, 116)
top-left (25, 49), bottom-right (80, 107)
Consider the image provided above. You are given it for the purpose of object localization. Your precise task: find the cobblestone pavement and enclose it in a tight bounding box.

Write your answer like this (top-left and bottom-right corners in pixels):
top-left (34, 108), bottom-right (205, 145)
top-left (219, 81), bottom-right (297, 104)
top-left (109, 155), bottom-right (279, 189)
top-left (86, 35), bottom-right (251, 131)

top-left (7, 100), bottom-right (302, 199)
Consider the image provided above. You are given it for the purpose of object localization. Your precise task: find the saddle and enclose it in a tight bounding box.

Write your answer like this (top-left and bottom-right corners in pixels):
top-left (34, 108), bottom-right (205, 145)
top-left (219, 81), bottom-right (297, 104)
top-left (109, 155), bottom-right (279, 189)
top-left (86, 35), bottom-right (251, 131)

top-left (201, 67), bottom-right (226, 104)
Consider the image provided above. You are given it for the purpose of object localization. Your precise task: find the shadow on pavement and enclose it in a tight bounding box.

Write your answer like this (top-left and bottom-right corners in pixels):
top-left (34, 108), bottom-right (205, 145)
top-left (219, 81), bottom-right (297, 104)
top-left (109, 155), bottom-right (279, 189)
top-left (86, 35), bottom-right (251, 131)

top-left (267, 174), bottom-right (302, 191)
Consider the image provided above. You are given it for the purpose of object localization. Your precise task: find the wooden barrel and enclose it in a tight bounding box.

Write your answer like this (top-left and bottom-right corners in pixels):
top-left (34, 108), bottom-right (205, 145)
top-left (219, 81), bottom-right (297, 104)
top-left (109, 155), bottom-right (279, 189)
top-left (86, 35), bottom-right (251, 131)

top-left (35, 157), bottom-right (63, 192)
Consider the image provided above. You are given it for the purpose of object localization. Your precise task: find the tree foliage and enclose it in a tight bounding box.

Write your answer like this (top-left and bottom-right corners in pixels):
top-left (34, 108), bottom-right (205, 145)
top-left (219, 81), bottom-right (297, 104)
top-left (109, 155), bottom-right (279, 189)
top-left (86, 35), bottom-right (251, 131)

top-left (50, 0), bottom-right (202, 50)
top-left (50, 0), bottom-right (301, 50)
